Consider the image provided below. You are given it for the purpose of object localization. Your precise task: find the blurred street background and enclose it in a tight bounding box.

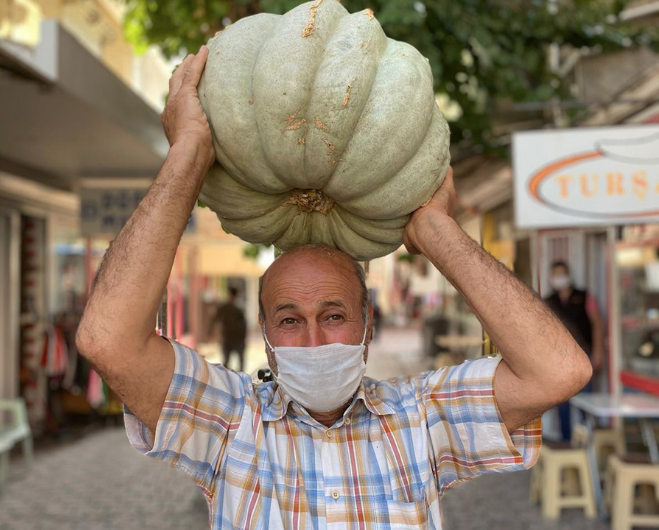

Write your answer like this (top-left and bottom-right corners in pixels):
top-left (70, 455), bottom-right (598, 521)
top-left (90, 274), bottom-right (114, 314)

top-left (1, 0), bottom-right (659, 528)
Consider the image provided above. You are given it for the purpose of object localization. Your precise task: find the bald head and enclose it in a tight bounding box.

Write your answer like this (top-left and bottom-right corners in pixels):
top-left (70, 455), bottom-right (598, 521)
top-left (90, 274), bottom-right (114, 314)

top-left (259, 245), bottom-right (369, 325)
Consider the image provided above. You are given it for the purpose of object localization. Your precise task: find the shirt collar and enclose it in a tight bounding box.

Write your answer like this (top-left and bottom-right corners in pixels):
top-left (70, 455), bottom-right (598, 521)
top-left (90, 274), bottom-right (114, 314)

top-left (261, 379), bottom-right (395, 422)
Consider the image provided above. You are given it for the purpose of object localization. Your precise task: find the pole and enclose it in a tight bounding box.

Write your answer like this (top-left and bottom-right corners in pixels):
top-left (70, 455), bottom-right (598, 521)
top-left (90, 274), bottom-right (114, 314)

top-left (157, 288), bottom-right (168, 337)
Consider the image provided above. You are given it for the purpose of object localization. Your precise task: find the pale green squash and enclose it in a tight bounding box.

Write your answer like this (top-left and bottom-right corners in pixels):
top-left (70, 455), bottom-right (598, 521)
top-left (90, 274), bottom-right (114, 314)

top-left (198, 0), bottom-right (450, 261)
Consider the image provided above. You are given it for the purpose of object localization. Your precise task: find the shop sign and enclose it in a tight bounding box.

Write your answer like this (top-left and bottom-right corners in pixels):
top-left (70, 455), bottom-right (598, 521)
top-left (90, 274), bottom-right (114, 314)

top-left (80, 187), bottom-right (147, 236)
top-left (80, 185), bottom-right (196, 237)
top-left (513, 125), bottom-right (659, 229)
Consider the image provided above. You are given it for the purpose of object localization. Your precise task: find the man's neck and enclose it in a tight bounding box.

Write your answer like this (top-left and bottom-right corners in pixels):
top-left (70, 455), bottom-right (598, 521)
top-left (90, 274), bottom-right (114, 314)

top-left (309, 404), bottom-right (350, 428)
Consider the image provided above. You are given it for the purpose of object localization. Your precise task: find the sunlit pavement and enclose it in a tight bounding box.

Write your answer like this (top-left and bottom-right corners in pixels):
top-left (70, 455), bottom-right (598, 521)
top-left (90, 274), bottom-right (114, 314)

top-left (0, 327), bottom-right (607, 530)
top-left (0, 428), bottom-right (208, 530)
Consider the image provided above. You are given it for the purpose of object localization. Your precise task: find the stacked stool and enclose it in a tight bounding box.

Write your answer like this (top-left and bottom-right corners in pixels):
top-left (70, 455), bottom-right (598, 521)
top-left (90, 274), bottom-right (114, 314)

top-left (572, 423), bottom-right (626, 472)
top-left (605, 455), bottom-right (659, 530)
top-left (530, 440), bottom-right (597, 519)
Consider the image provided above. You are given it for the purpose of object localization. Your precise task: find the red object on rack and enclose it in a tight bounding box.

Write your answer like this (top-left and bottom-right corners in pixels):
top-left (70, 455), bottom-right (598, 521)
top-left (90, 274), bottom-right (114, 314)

top-left (621, 371), bottom-right (659, 398)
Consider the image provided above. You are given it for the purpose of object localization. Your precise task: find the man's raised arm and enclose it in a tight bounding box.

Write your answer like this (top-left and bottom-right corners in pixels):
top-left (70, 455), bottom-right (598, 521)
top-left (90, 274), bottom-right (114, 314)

top-left (76, 48), bottom-right (215, 432)
top-left (404, 169), bottom-right (592, 432)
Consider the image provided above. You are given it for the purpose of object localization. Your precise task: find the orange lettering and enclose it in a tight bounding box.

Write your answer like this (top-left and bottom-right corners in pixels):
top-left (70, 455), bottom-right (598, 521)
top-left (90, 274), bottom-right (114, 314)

top-left (606, 172), bottom-right (625, 196)
top-left (580, 174), bottom-right (598, 198)
top-left (555, 175), bottom-right (574, 198)
top-left (631, 171), bottom-right (648, 200)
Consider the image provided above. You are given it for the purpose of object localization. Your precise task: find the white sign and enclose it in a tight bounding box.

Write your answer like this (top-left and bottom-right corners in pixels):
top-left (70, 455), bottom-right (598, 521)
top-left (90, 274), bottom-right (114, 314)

top-left (80, 184), bottom-right (196, 237)
top-left (80, 188), bottom-right (148, 236)
top-left (513, 125), bottom-right (659, 229)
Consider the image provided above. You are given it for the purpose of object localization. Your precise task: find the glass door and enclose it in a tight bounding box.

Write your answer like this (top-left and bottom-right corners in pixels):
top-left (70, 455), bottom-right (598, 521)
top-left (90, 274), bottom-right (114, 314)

top-left (617, 234), bottom-right (659, 395)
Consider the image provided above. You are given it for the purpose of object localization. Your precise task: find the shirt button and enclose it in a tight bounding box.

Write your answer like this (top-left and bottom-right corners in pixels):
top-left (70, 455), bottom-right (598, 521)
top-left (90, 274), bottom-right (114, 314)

top-left (326, 430), bottom-right (333, 438)
top-left (344, 417), bottom-right (351, 425)
top-left (331, 490), bottom-right (340, 500)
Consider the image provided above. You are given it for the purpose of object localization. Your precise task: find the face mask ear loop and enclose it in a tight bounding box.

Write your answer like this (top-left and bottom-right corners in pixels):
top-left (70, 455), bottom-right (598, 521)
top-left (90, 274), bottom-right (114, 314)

top-left (262, 323), bottom-right (275, 353)
top-left (360, 318), bottom-right (369, 347)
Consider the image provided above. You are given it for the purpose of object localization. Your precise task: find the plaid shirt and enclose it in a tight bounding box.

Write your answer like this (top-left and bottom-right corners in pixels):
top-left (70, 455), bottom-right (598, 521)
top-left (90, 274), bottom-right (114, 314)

top-left (125, 341), bottom-right (541, 529)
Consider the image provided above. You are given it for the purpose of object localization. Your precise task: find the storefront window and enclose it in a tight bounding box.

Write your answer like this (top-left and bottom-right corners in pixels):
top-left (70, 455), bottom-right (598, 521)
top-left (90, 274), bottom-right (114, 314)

top-left (617, 228), bottom-right (659, 380)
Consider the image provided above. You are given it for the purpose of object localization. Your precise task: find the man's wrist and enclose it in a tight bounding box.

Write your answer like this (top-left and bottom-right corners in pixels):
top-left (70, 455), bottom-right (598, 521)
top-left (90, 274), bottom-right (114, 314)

top-left (168, 135), bottom-right (214, 175)
top-left (414, 211), bottom-right (460, 257)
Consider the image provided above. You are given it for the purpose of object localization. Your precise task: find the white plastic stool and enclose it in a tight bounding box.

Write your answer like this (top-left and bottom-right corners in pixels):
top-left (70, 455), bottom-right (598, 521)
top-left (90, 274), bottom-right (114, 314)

top-left (532, 442), bottom-right (597, 519)
top-left (572, 423), bottom-right (625, 474)
top-left (605, 455), bottom-right (659, 530)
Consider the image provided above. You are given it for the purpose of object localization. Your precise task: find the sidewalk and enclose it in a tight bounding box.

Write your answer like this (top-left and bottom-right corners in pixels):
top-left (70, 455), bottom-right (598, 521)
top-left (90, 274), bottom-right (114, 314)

top-left (0, 428), bottom-right (209, 530)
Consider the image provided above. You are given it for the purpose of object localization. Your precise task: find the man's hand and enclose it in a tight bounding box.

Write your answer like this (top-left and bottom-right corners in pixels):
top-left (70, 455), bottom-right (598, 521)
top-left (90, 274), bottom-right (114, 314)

top-left (161, 46), bottom-right (215, 172)
top-left (403, 167), bottom-right (456, 255)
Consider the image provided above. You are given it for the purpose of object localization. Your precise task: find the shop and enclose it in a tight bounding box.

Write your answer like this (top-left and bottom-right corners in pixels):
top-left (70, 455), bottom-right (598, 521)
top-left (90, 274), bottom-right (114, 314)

top-left (0, 174), bottom-right (115, 430)
top-left (513, 123), bottom-right (659, 399)
top-left (0, 16), bottom-right (167, 433)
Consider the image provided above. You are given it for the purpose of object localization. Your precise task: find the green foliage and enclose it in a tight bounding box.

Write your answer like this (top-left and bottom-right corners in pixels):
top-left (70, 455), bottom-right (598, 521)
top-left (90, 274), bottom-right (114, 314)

top-left (124, 0), bottom-right (659, 150)
top-left (396, 252), bottom-right (415, 263)
top-left (243, 243), bottom-right (272, 260)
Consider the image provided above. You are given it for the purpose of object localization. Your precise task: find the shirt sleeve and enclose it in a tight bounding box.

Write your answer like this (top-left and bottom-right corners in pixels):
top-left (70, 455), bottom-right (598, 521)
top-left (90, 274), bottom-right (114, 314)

top-left (422, 356), bottom-right (542, 496)
top-left (124, 339), bottom-right (249, 493)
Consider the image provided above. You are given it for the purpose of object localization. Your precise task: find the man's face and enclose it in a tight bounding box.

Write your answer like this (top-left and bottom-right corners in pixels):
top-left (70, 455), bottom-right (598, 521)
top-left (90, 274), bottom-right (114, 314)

top-left (260, 248), bottom-right (371, 374)
top-left (550, 264), bottom-right (572, 291)
top-left (551, 265), bottom-right (570, 281)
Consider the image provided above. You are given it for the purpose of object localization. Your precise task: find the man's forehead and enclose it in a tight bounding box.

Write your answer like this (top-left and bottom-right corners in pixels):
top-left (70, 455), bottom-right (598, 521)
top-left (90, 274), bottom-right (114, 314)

top-left (261, 248), bottom-right (361, 307)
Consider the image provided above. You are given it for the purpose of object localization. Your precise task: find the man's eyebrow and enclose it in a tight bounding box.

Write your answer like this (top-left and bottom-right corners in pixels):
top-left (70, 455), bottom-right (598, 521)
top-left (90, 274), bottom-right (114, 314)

top-left (320, 300), bottom-right (346, 310)
top-left (274, 303), bottom-right (299, 314)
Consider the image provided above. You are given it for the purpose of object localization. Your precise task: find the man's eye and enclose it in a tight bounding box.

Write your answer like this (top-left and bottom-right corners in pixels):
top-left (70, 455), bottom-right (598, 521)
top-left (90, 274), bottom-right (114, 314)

top-left (281, 318), bottom-right (298, 325)
top-left (328, 314), bottom-right (344, 322)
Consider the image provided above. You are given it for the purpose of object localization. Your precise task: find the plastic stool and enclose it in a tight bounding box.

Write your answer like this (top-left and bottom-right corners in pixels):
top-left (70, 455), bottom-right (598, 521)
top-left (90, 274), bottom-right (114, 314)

top-left (534, 442), bottom-right (597, 519)
top-left (605, 455), bottom-right (659, 530)
top-left (572, 424), bottom-right (625, 474)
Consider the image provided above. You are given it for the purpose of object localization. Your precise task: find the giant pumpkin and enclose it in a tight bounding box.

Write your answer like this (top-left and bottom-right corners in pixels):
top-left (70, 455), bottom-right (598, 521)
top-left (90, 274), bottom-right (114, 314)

top-left (198, 0), bottom-right (450, 261)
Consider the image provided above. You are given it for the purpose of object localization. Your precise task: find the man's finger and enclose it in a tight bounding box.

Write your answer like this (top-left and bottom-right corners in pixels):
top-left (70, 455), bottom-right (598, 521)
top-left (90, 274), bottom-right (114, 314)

top-left (182, 46), bottom-right (209, 89)
top-left (169, 54), bottom-right (194, 98)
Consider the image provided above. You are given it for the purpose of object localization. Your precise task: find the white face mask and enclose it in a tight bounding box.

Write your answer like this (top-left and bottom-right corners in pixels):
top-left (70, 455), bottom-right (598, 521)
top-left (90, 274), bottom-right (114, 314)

top-left (263, 325), bottom-right (368, 413)
top-left (550, 274), bottom-right (571, 291)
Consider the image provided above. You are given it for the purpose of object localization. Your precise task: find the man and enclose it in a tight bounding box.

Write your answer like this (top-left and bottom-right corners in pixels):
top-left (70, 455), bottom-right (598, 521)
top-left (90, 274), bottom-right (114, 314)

top-left (209, 287), bottom-right (247, 371)
top-left (76, 48), bottom-right (592, 529)
top-left (545, 260), bottom-right (605, 440)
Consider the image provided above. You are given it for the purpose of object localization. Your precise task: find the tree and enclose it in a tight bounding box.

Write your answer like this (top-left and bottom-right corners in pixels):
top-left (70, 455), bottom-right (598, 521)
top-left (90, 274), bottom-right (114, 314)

top-left (124, 0), bottom-right (658, 152)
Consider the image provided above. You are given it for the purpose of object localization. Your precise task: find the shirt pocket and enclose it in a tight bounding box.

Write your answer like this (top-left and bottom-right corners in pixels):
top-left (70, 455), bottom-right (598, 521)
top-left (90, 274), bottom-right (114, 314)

top-left (377, 497), bottom-right (428, 529)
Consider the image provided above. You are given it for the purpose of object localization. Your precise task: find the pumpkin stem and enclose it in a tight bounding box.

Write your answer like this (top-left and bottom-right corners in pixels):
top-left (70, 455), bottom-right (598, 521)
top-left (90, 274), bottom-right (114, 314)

top-left (285, 189), bottom-right (335, 214)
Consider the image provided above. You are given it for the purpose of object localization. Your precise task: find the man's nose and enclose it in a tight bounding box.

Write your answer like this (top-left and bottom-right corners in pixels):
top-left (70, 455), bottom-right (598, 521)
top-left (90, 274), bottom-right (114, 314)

top-left (303, 323), bottom-right (325, 347)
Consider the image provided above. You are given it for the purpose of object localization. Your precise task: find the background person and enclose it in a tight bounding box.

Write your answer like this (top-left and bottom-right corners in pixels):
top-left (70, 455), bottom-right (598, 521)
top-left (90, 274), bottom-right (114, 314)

top-left (208, 287), bottom-right (247, 372)
top-left (545, 260), bottom-right (605, 440)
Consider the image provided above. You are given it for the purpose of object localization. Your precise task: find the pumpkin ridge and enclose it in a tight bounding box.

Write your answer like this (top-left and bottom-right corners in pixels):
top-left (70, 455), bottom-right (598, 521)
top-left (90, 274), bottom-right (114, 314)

top-left (250, 15), bottom-right (290, 187)
top-left (300, 2), bottom-right (347, 185)
top-left (325, 41), bottom-right (436, 199)
top-left (321, 12), bottom-right (388, 188)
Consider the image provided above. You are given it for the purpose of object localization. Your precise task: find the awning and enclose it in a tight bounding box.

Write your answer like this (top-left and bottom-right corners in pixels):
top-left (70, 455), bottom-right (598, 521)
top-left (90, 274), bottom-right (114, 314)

top-left (0, 20), bottom-right (168, 191)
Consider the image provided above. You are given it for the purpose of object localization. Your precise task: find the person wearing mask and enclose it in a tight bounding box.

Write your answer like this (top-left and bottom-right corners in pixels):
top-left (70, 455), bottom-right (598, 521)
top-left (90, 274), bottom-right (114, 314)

top-left (76, 48), bottom-right (592, 529)
top-left (209, 287), bottom-right (247, 372)
top-left (545, 260), bottom-right (605, 440)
